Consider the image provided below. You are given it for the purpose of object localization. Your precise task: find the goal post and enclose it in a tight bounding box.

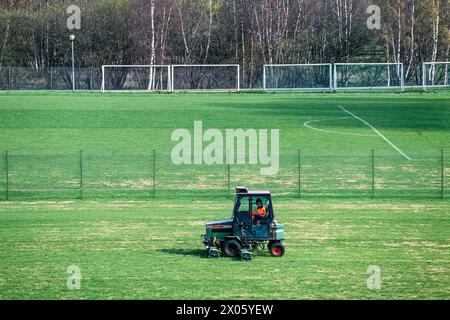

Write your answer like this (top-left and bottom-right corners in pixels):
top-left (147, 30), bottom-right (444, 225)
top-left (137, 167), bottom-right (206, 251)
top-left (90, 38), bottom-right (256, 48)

top-left (334, 63), bottom-right (404, 91)
top-left (101, 65), bottom-right (171, 92)
top-left (171, 64), bottom-right (240, 92)
top-left (263, 64), bottom-right (333, 92)
top-left (423, 62), bottom-right (450, 89)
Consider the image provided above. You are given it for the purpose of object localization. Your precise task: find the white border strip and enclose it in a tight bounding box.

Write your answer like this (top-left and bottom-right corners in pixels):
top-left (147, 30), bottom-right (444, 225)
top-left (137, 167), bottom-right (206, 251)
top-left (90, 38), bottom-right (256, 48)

top-left (338, 105), bottom-right (412, 161)
top-left (335, 63), bottom-right (403, 66)
top-left (423, 62), bottom-right (450, 65)
top-left (264, 64), bottom-right (332, 67)
top-left (102, 65), bottom-right (169, 68)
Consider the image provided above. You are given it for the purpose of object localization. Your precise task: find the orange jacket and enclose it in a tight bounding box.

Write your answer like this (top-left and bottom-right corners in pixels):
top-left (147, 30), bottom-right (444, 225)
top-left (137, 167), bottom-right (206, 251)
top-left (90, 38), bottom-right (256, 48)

top-left (252, 207), bottom-right (266, 218)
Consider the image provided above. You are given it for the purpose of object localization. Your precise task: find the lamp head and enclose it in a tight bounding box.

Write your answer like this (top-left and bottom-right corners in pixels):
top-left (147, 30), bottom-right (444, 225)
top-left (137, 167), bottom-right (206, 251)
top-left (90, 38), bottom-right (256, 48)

top-left (69, 34), bottom-right (75, 41)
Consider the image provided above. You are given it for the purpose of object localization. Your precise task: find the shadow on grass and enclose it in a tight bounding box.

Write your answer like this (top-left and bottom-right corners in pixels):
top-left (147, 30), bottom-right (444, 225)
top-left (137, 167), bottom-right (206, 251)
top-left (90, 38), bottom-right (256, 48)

top-left (158, 248), bottom-right (209, 259)
top-left (158, 248), bottom-right (248, 261)
top-left (158, 247), bottom-right (274, 260)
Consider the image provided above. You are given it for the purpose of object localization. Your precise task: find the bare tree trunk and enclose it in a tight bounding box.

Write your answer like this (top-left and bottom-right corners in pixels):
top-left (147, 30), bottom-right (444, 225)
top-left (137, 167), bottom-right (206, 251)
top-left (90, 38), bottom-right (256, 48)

top-left (0, 0), bottom-right (16, 67)
top-left (405, 0), bottom-right (415, 81)
top-left (177, 4), bottom-right (191, 63)
top-left (265, 0), bottom-right (273, 65)
top-left (0, 16), bottom-right (10, 67)
top-left (430, 0), bottom-right (440, 81)
top-left (252, 2), bottom-right (266, 64)
top-left (396, 0), bottom-right (401, 64)
top-left (293, 0), bottom-right (303, 40)
top-left (161, 4), bottom-right (174, 63)
top-left (336, 0), bottom-right (343, 50)
top-left (232, 0), bottom-right (239, 62)
top-left (148, 0), bottom-right (156, 90)
top-left (203, 0), bottom-right (213, 63)
top-left (250, 10), bottom-right (256, 88)
top-left (159, 4), bottom-right (172, 89)
top-left (239, 0), bottom-right (246, 86)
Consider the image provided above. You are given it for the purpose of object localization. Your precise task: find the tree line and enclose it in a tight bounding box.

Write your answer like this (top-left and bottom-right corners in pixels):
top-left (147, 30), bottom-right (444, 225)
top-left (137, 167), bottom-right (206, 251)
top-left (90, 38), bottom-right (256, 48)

top-left (0, 0), bottom-right (449, 86)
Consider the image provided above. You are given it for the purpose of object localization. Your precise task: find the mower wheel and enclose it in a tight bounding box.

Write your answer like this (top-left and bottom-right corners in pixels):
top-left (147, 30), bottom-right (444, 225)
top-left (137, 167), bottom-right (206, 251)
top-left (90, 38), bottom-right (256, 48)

top-left (222, 240), bottom-right (241, 257)
top-left (269, 241), bottom-right (285, 257)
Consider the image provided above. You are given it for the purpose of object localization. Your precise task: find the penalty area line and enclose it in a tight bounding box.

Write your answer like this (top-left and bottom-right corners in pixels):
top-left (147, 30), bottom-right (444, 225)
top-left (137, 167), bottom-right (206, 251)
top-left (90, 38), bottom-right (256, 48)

top-left (337, 105), bottom-right (413, 161)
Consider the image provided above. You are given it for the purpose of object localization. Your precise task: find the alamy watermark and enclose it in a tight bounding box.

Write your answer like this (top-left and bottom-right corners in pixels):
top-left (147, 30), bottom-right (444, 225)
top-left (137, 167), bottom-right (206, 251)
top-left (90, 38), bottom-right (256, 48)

top-left (67, 265), bottom-right (81, 290)
top-left (367, 5), bottom-right (381, 30)
top-left (367, 265), bottom-right (381, 290)
top-left (67, 5), bottom-right (81, 30)
top-left (171, 121), bottom-right (279, 175)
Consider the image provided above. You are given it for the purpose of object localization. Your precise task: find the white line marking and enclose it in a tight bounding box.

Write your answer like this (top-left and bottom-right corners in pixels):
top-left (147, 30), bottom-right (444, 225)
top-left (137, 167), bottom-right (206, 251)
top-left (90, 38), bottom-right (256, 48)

top-left (304, 117), bottom-right (378, 137)
top-left (337, 105), bottom-right (412, 161)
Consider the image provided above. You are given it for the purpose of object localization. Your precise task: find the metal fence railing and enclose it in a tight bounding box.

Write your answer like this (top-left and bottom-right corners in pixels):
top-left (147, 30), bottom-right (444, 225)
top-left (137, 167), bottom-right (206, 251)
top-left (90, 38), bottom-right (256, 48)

top-left (0, 149), bottom-right (448, 201)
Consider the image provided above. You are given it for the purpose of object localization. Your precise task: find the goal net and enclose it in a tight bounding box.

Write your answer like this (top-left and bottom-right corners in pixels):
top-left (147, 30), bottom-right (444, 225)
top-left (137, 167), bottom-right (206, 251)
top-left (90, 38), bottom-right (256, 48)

top-left (263, 64), bottom-right (333, 91)
top-left (334, 63), bottom-right (404, 91)
top-left (423, 62), bottom-right (450, 88)
top-left (101, 65), bottom-right (171, 92)
top-left (171, 64), bottom-right (240, 92)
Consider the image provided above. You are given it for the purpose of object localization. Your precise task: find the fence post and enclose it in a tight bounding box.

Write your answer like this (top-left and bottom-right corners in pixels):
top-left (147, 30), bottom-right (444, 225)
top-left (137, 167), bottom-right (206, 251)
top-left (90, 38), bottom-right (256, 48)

top-left (153, 149), bottom-right (156, 198)
top-left (298, 149), bottom-right (301, 198)
top-left (371, 149), bottom-right (375, 199)
top-left (49, 66), bottom-right (53, 91)
top-left (8, 67), bottom-right (11, 90)
top-left (90, 68), bottom-right (94, 90)
top-left (5, 149), bottom-right (9, 201)
top-left (441, 149), bottom-right (444, 200)
top-left (79, 150), bottom-right (83, 200)
top-left (227, 163), bottom-right (231, 199)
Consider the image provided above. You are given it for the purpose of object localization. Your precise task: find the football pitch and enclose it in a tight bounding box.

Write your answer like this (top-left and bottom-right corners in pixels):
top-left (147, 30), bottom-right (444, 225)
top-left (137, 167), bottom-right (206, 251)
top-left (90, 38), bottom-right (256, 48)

top-left (0, 92), bottom-right (449, 299)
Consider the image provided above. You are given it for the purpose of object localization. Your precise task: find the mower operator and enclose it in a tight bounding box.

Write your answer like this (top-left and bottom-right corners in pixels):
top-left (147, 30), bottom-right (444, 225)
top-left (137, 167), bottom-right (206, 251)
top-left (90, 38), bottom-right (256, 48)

top-left (252, 198), bottom-right (267, 223)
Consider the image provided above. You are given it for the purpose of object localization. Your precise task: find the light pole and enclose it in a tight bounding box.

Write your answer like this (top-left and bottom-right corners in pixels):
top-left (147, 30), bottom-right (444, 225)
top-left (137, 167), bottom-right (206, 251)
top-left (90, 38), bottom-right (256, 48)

top-left (70, 34), bottom-right (75, 91)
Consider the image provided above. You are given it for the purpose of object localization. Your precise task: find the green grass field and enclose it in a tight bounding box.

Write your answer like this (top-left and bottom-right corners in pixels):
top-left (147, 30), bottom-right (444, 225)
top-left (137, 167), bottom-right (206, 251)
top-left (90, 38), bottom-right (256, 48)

top-left (0, 92), bottom-right (449, 299)
top-left (0, 92), bottom-right (449, 199)
top-left (0, 199), bottom-right (449, 299)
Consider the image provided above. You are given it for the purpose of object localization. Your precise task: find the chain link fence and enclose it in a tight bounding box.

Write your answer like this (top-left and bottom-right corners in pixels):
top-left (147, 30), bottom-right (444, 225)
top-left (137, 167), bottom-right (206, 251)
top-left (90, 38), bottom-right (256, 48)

top-left (0, 67), bottom-right (101, 91)
top-left (2, 66), bottom-right (447, 91)
top-left (0, 149), bottom-right (448, 201)
top-left (0, 66), bottom-right (262, 91)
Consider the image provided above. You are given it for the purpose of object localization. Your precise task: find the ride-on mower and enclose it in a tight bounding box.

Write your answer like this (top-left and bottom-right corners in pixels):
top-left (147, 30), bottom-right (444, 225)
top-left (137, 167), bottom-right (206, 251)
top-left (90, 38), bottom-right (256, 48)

top-left (202, 187), bottom-right (285, 260)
